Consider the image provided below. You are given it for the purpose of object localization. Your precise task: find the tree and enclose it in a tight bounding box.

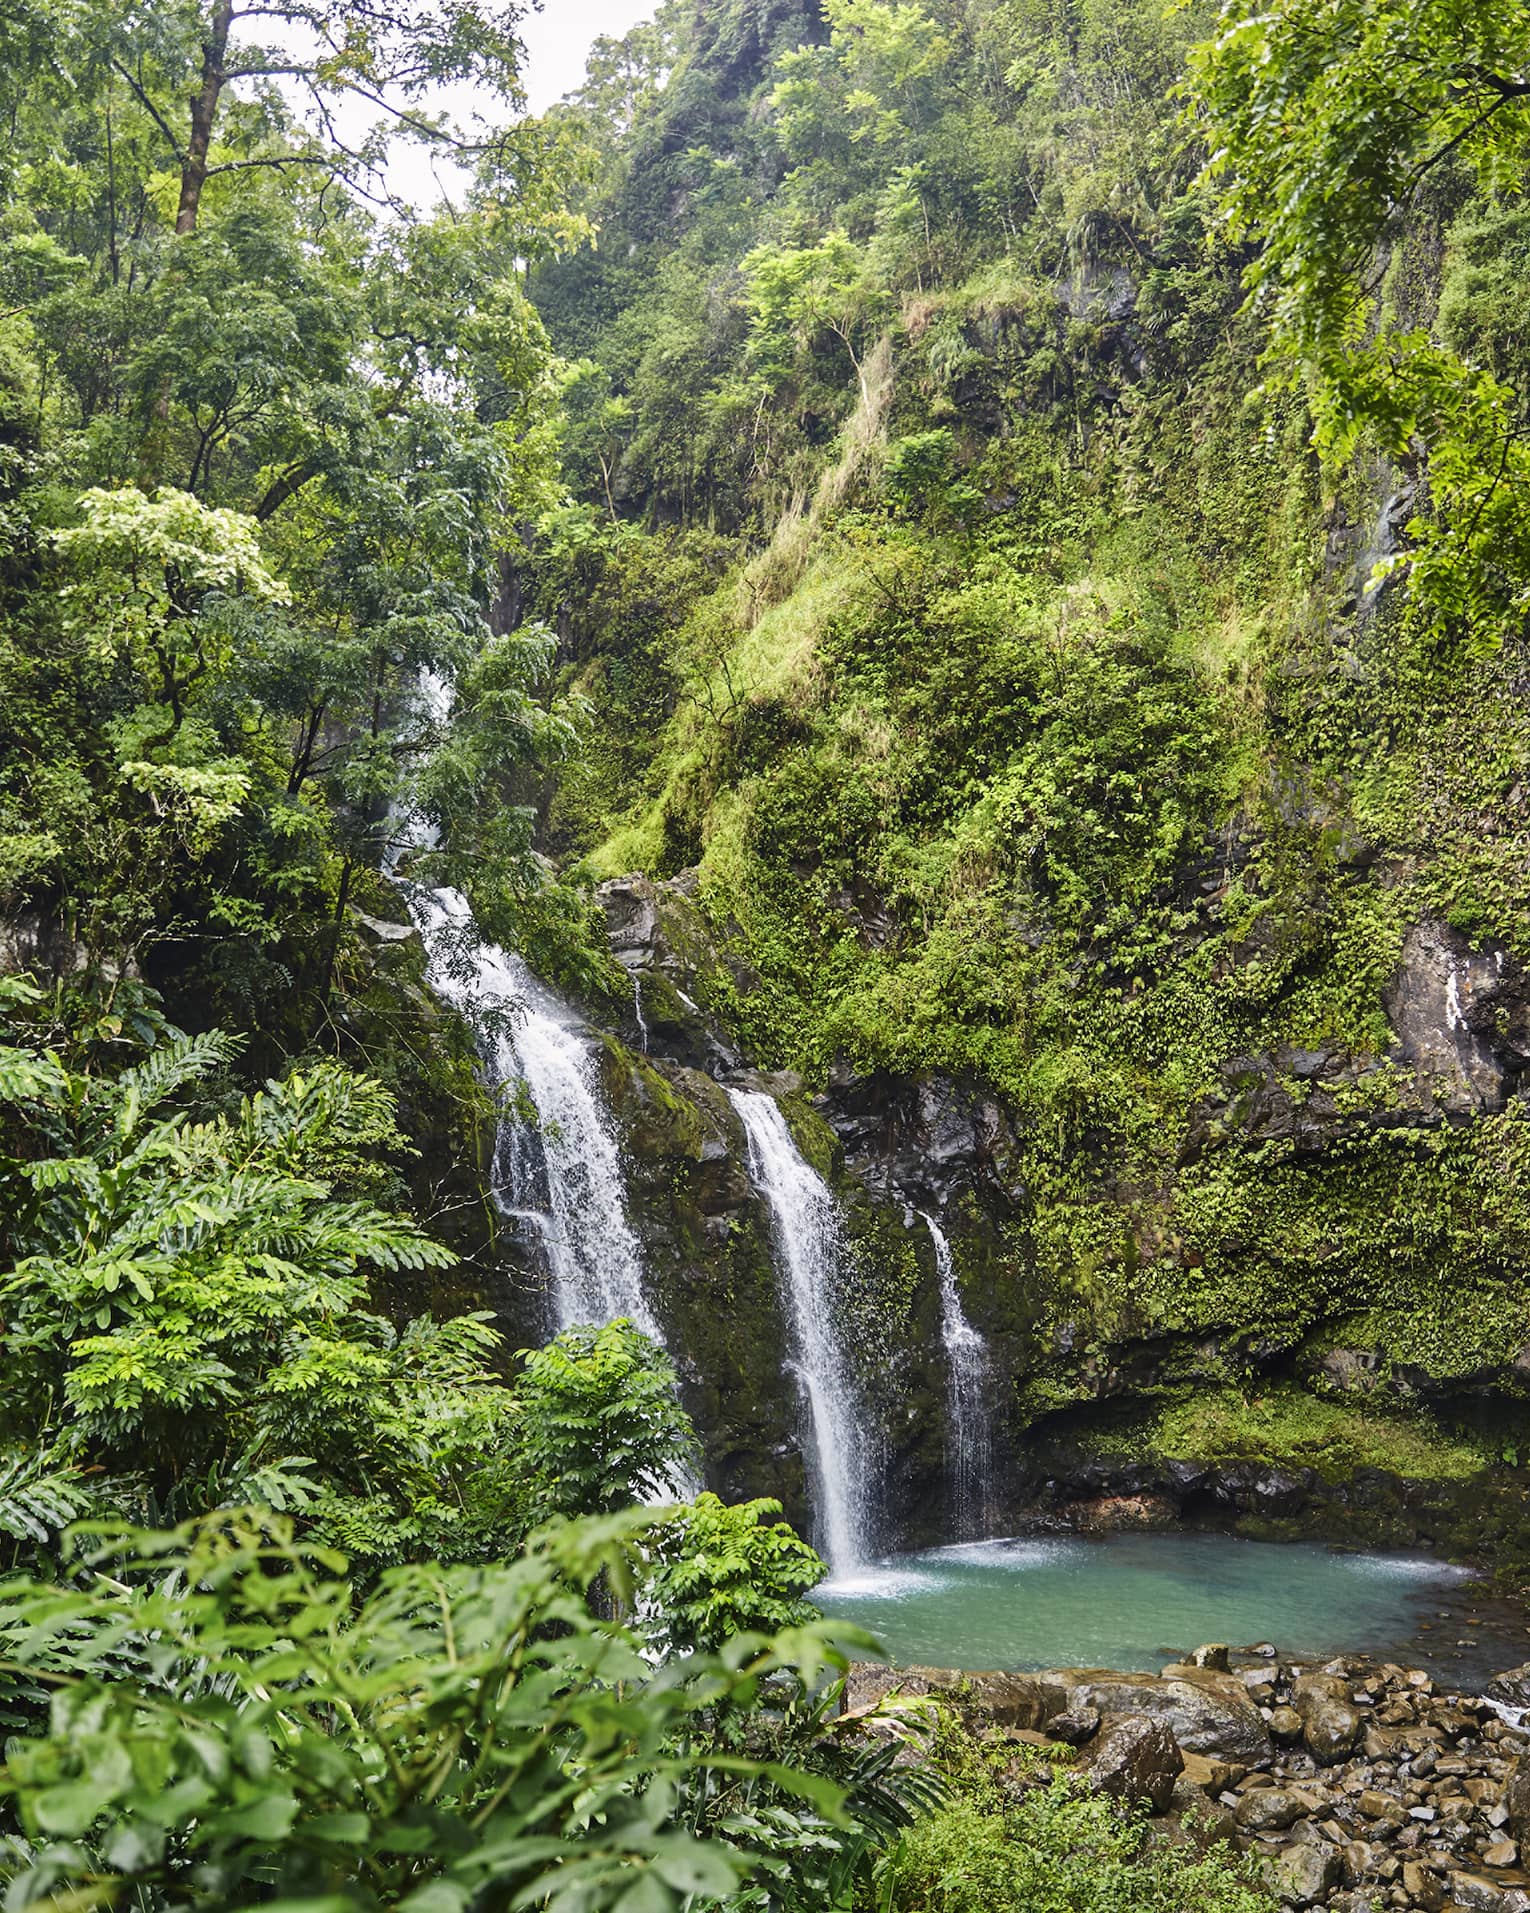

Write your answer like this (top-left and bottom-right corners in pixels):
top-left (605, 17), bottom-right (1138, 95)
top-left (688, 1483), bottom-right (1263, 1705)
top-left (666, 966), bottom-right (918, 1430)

top-left (87, 0), bottom-right (532, 234)
top-left (515, 1320), bottom-right (700, 1523)
top-left (743, 232), bottom-right (885, 403)
top-left (1189, 0), bottom-right (1530, 650)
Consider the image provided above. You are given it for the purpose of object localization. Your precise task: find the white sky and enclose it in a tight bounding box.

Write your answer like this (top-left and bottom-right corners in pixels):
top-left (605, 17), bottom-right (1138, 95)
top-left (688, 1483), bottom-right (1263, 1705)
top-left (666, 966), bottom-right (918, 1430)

top-left (263, 3), bottom-right (658, 209)
top-left (521, 1), bottom-right (660, 114)
top-left (383, 0), bottom-right (659, 206)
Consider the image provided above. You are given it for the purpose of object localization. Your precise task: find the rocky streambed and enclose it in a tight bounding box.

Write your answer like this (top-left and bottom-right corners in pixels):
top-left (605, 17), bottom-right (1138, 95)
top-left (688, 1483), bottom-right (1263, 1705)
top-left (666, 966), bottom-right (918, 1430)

top-left (850, 1649), bottom-right (1530, 1910)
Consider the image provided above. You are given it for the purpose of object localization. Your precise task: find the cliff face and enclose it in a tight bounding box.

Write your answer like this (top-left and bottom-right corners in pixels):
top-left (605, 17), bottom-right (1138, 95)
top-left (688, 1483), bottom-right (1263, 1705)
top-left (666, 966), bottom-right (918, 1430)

top-left (459, 874), bottom-right (1515, 1562)
top-left (485, 0), bottom-right (1530, 1553)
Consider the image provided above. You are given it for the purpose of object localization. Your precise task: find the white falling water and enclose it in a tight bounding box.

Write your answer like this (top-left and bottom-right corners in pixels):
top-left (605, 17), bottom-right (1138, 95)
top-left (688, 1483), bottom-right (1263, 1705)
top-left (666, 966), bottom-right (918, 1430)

top-left (728, 1088), bottom-right (870, 1579)
top-left (389, 676), bottom-right (657, 1338)
top-left (922, 1211), bottom-right (992, 1538)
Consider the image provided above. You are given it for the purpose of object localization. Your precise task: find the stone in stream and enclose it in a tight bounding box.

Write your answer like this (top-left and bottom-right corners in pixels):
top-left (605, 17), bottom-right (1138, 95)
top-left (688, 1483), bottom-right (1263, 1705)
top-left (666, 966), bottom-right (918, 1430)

top-left (1488, 1668), bottom-right (1530, 1710)
top-left (1188, 1643), bottom-right (1232, 1671)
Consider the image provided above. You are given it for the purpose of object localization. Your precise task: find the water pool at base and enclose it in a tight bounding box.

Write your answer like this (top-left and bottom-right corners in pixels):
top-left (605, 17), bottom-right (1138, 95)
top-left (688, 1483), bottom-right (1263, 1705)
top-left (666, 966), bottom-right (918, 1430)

top-left (814, 1533), bottom-right (1530, 1689)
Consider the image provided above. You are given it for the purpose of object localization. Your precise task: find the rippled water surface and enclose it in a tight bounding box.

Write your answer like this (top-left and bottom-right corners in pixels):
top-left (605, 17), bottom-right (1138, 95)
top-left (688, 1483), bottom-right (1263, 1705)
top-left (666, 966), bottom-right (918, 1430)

top-left (815, 1533), bottom-right (1530, 1688)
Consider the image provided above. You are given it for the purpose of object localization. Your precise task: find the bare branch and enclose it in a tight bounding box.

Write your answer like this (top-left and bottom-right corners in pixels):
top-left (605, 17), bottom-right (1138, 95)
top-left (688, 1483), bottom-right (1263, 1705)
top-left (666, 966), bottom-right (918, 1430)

top-left (109, 58), bottom-right (187, 162)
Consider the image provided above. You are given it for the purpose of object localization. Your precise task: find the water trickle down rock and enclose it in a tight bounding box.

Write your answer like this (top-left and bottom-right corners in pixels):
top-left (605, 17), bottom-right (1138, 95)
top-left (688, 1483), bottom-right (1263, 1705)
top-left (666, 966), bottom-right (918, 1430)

top-left (728, 1087), bottom-right (873, 1578)
top-left (1384, 919), bottom-right (1530, 1117)
top-left (921, 1211), bottom-right (993, 1539)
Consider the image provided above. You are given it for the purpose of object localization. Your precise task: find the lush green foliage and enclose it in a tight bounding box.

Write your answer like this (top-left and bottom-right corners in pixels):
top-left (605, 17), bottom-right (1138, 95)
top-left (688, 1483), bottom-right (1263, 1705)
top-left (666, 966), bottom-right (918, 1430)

top-left (520, 0), bottom-right (1530, 1486)
top-left (0, 991), bottom-right (943, 1910)
top-left (515, 1319), bottom-right (701, 1521)
top-left (877, 1706), bottom-right (1269, 1913)
top-left (0, 1510), bottom-right (928, 1912)
top-left (646, 1493), bottom-right (825, 1653)
top-left (0, 0), bottom-right (589, 1061)
top-left (1190, 0), bottom-right (1530, 651)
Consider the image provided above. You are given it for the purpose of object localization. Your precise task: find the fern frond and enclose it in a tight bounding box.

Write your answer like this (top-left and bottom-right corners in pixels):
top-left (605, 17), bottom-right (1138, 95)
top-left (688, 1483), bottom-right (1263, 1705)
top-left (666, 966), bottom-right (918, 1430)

top-left (117, 1030), bottom-right (244, 1122)
top-left (0, 1447), bottom-right (98, 1547)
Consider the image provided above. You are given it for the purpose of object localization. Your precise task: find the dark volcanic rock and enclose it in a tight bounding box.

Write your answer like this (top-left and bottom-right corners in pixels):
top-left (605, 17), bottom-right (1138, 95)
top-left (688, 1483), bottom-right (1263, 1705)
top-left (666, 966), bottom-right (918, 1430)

top-left (1051, 1667), bottom-right (1271, 1765)
top-left (1292, 1672), bottom-right (1365, 1764)
top-left (1088, 1713), bottom-right (1183, 1812)
top-left (1384, 920), bottom-right (1530, 1116)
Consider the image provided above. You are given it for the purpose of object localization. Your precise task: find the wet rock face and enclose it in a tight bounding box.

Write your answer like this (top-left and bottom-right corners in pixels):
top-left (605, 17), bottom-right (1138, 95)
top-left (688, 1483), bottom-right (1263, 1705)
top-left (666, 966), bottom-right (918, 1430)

top-left (1190, 917), bottom-right (1530, 1154)
top-left (812, 1061), bottom-right (1026, 1214)
top-left (580, 876), bottom-right (1530, 1551)
top-left (1384, 920), bottom-right (1530, 1117)
top-left (593, 1043), bottom-right (803, 1515)
top-left (597, 873), bottom-right (746, 1075)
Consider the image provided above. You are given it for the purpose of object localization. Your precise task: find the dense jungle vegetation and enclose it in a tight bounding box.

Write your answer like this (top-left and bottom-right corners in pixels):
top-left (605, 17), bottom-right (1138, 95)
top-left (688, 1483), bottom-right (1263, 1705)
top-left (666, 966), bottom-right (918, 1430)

top-left (5, 0), bottom-right (1530, 1903)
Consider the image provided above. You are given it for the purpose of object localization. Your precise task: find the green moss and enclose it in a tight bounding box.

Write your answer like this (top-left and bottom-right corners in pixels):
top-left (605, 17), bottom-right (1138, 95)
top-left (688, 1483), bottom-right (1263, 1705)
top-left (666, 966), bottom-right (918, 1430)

top-left (1147, 1386), bottom-right (1490, 1484)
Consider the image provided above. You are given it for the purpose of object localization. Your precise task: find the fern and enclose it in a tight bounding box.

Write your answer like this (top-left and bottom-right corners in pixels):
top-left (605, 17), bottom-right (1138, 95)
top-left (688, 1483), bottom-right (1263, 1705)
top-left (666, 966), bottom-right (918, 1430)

top-left (0, 1447), bottom-right (97, 1551)
top-left (0, 1045), bottom-right (68, 1107)
top-left (116, 1028), bottom-right (243, 1123)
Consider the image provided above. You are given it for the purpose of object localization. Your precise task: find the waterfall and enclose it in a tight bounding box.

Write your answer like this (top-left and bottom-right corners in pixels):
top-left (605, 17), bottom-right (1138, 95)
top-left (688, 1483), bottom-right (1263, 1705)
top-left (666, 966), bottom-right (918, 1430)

top-left (389, 677), bottom-right (658, 1339)
top-left (922, 1211), bottom-right (992, 1538)
top-left (631, 972), bottom-right (649, 1054)
top-left (728, 1088), bottom-right (870, 1579)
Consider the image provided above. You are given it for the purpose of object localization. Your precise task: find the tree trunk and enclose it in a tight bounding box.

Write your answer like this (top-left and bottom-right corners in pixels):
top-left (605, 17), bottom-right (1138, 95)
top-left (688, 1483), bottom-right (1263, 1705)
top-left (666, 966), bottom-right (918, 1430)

top-left (176, 0), bottom-right (233, 235)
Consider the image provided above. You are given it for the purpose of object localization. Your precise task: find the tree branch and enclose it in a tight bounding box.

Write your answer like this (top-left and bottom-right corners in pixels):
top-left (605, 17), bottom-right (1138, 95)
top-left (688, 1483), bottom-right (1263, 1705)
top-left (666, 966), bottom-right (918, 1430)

top-left (202, 154), bottom-right (339, 179)
top-left (109, 59), bottom-right (187, 163)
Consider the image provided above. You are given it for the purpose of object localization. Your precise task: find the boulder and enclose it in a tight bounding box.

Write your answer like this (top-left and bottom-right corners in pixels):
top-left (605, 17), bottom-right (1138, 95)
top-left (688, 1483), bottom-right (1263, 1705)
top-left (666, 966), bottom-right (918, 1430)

top-left (1188, 1644), bottom-right (1232, 1672)
top-left (843, 1665), bottom-right (1068, 1731)
top-left (1488, 1670), bottom-right (1530, 1711)
top-left (1235, 1787), bottom-right (1317, 1834)
top-left (1264, 1842), bottom-right (1341, 1906)
top-left (1088, 1714), bottom-right (1184, 1813)
top-left (1293, 1672), bottom-right (1364, 1764)
top-left (966, 1671), bottom-right (1073, 1730)
top-left (1048, 1667), bottom-right (1271, 1765)
top-left (1506, 1760), bottom-right (1530, 1845)
top-left (1168, 1776), bottom-right (1238, 1847)
top-left (1047, 1706), bottom-right (1101, 1746)
top-left (1446, 1873), bottom-right (1508, 1913)
top-left (1181, 1750), bottom-right (1245, 1793)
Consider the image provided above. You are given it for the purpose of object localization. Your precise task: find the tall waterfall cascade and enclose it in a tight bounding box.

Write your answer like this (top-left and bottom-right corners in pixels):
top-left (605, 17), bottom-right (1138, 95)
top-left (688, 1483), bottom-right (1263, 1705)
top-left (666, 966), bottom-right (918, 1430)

top-left (922, 1211), bottom-right (993, 1537)
top-left (728, 1088), bottom-right (872, 1580)
top-left (390, 676), bottom-right (658, 1339)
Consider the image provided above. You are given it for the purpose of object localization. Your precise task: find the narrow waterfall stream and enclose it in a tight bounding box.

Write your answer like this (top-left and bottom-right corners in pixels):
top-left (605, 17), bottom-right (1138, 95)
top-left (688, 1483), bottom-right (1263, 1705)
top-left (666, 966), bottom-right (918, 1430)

top-left (922, 1212), bottom-right (992, 1537)
top-left (728, 1088), bottom-right (871, 1580)
top-left (391, 677), bottom-right (658, 1338)
top-left (408, 888), bottom-right (658, 1336)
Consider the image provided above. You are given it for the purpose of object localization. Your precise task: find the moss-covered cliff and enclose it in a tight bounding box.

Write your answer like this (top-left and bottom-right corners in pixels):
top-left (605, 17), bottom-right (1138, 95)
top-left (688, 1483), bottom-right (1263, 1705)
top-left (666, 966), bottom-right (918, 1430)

top-left (507, 0), bottom-right (1530, 1550)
